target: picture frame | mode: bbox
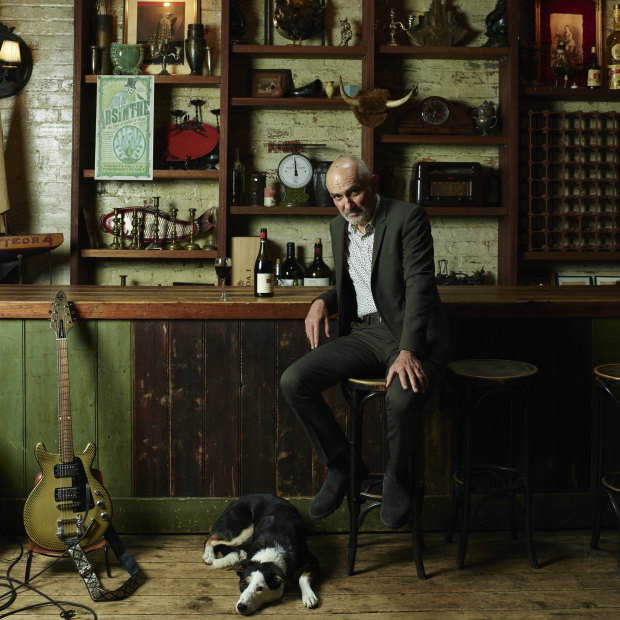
[595,275,620,285]
[555,274,593,285]
[249,69,293,97]
[124,0,200,74]
[535,0,603,86]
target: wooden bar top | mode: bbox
[2,285,620,320]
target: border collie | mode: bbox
[202,493,320,615]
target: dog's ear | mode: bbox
[268,564,286,589]
[231,559,249,576]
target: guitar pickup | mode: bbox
[55,487,78,501]
[54,462,78,478]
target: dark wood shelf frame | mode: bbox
[82,249,217,259]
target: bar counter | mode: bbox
[2,284,620,319]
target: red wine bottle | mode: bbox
[254,228,274,297]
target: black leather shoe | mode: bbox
[309,467,349,520]
[309,461,370,520]
[380,470,412,529]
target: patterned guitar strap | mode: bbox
[67,525,144,602]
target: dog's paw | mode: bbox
[239,549,247,561]
[202,545,215,565]
[302,591,319,609]
[212,551,241,569]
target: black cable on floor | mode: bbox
[0,535,97,619]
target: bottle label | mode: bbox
[610,63,620,89]
[612,43,620,61]
[587,68,601,87]
[264,186,276,207]
[256,273,274,294]
[304,277,331,286]
[280,278,303,286]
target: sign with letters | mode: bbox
[95,75,155,180]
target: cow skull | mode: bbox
[339,76,417,128]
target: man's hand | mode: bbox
[305,299,330,349]
[386,350,428,393]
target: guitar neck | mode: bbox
[57,336,74,464]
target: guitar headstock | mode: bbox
[49,290,75,339]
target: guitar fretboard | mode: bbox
[56,336,74,464]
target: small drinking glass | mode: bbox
[214,257,232,301]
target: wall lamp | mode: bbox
[0,22,32,98]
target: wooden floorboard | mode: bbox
[2,530,620,618]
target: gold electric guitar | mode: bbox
[23,290,113,551]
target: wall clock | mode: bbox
[278,151,313,206]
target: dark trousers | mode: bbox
[280,322,439,476]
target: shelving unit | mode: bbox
[70,0,529,284]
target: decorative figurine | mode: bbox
[551,40,573,87]
[339,17,352,47]
[483,0,508,47]
[470,100,498,136]
[185,208,201,250]
[274,0,326,45]
[405,0,469,46]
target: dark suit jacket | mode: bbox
[318,196,451,365]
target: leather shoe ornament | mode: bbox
[380,470,412,529]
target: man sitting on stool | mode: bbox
[280,156,450,528]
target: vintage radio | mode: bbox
[414,162,484,206]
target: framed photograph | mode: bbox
[124,0,200,74]
[555,274,593,285]
[595,275,620,285]
[535,0,603,86]
[249,69,293,97]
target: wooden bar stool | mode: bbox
[445,359,539,569]
[591,363,620,576]
[343,377,426,579]
[24,539,111,582]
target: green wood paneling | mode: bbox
[0,320,25,496]
[97,320,133,497]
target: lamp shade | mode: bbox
[0,40,21,63]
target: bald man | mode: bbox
[281,156,450,528]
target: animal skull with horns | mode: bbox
[339,76,417,128]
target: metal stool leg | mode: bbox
[457,401,473,569]
[346,385,363,576]
[411,445,427,580]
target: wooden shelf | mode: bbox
[82,169,219,179]
[231,97,349,108]
[230,206,335,216]
[522,251,620,261]
[521,86,620,101]
[231,44,365,58]
[82,249,217,259]
[425,206,506,216]
[377,45,509,59]
[377,134,508,145]
[84,74,221,85]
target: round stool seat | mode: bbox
[347,377,386,392]
[594,364,620,383]
[448,359,538,382]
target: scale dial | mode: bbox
[421,96,450,126]
[278,153,313,189]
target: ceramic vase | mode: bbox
[185,24,206,76]
[94,14,113,75]
[110,43,144,75]
[325,80,334,98]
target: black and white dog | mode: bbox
[202,493,320,615]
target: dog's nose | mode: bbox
[236,603,248,614]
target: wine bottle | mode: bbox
[231,147,245,205]
[607,4,620,90]
[304,238,332,286]
[586,46,601,88]
[274,257,281,286]
[280,242,304,286]
[254,228,274,297]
